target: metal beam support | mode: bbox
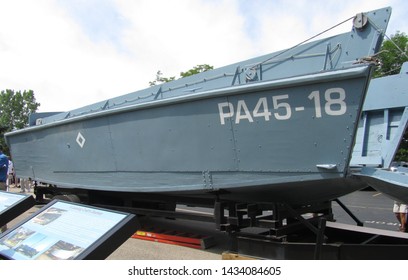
[334,198,364,226]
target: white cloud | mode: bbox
[0,0,406,112]
[117,0,253,73]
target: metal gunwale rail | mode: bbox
[5,64,372,138]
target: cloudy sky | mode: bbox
[0,0,407,112]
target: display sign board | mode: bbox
[0,199,139,260]
[0,190,36,226]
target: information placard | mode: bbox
[0,199,138,260]
[0,190,35,226]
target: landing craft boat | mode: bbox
[5,7,392,208]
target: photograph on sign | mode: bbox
[0,200,137,260]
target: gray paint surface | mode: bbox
[351,63,408,167]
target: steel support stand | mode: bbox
[314,218,327,260]
[334,198,363,226]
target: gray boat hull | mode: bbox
[7,67,372,204]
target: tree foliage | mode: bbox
[148,70,176,86]
[180,64,214,78]
[374,31,408,78]
[0,89,40,154]
[394,129,408,163]
[149,64,214,86]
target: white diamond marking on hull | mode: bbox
[76,132,86,148]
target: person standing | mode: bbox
[20,178,32,193]
[0,150,8,190]
[393,201,408,232]
[6,157,14,190]
[0,149,9,232]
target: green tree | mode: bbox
[374,31,408,78]
[148,70,176,86]
[149,64,214,86]
[180,64,214,78]
[0,89,40,154]
[394,129,408,163]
